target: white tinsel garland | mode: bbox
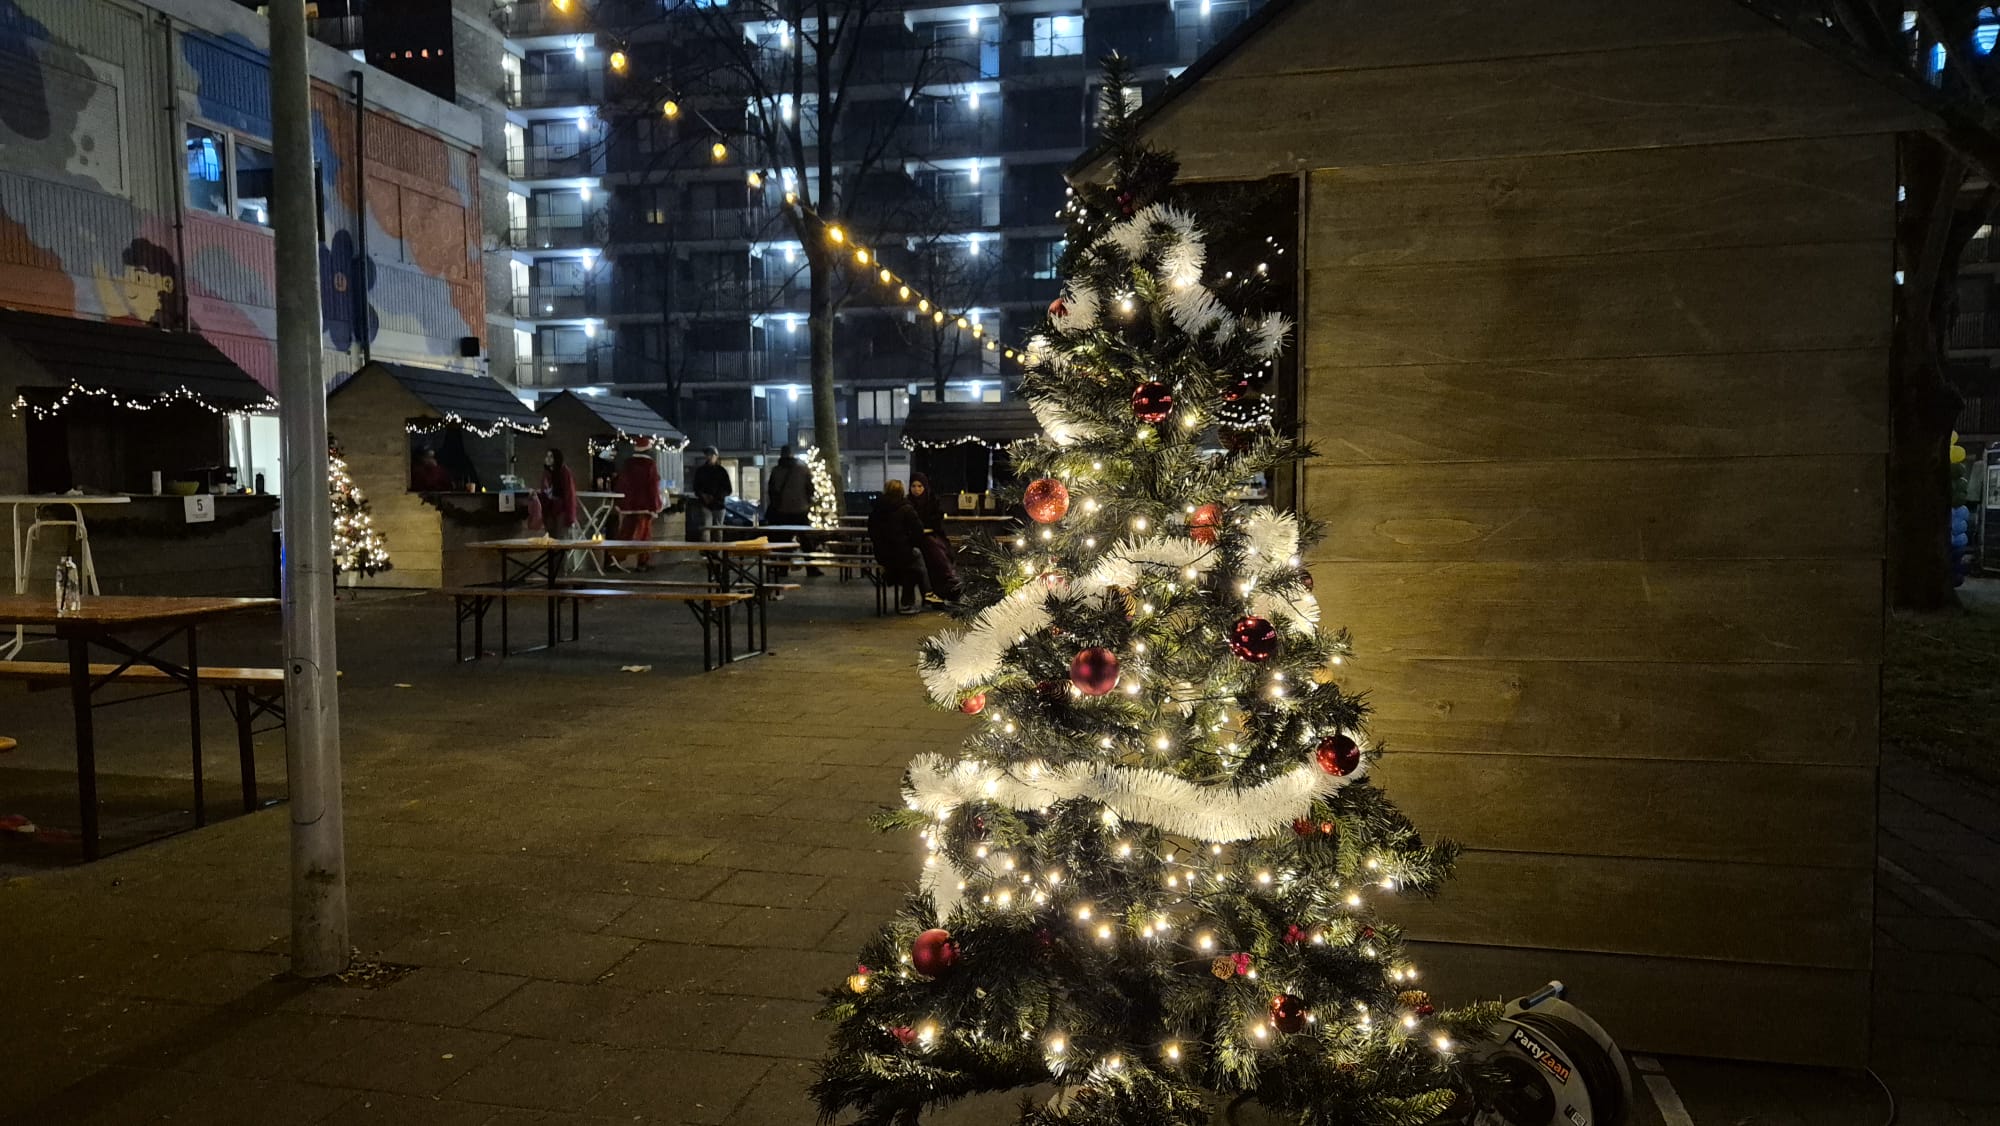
[1250,589,1320,634]
[1242,508,1301,566]
[1162,284,1231,338]
[1050,286,1101,334]
[923,535,1222,702]
[1031,397,1096,447]
[904,753,1368,842]
[1249,312,1294,358]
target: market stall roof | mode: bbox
[349,361,545,434]
[901,401,1042,450]
[541,390,686,444]
[0,307,275,411]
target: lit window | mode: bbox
[1031,14,1082,57]
[184,126,228,216]
[233,143,275,227]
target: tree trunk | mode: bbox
[1889,133,1976,612]
[808,242,844,514]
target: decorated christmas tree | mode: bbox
[813,62,1485,1126]
[807,445,842,530]
[329,435,390,576]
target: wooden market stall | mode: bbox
[327,361,546,589]
[536,389,687,495]
[0,308,278,598]
[900,401,1040,506]
[1071,0,1923,1066]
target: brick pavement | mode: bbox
[0,583,1994,1124]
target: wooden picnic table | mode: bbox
[0,594,275,859]
[466,538,798,664]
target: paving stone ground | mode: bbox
[0,576,1992,1125]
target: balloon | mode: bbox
[1951,445,1967,465]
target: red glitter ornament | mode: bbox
[1024,478,1070,524]
[1269,993,1310,1034]
[891,1025,918,1045]
[1188,503,1222,545]
[959,693,986,715]
[1131,381,1174,424]
[1068,647,1120,696]
[1314,733,1361,776]
[1227,616,1279,662]
[1232,952,1253,976]
[1048,296,1068,319]
[911,928,959,977]
[1292,817,1313,837]
[1223,377,1253,402]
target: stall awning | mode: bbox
[544,390,686,445]
[0,307,275,415]
[357,361,545,436]
[901,401,1042,450]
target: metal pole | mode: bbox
[270,0,349,977]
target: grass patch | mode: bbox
[1883,585,2000,787]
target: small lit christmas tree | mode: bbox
[812,62,1484,1126]
[807,445,841,529]
[329,435,390,576]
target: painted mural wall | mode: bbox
[0,0,483,392]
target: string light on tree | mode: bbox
[812,58,1471,1126]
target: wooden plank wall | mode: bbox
[329,373,447,590]
[1125,0,1922,1064]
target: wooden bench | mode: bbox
[0,661,286,816]
[435,586,752,670]
[769,553,900,614]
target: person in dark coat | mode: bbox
[908,472,959,602]
[690,446,732,541]
[868,479,928,614]
[537,447,578,539]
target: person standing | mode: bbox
[762,445,813,527]
[538,447,578,539]
[614,437,663,570]
[691,446,732,542]
[869,479,929,614]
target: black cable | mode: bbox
[1865,1065,1898,1126]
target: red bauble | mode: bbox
[1223,377,1253,402]
[1314,733,1361,776]
[1189,503,1222,545]
[1048,296,1068,319]
[1227,616,1279,662]
[1024,478,1070,524]
[891,1025,918,1045]
[1131,382,1174,424]
[1291,817,1313,837]
[911,928,959,977]
[1036,678,1065,699]
[959,693,986,715]
[1069,647,1121,696]
[1269,993,1310,1034]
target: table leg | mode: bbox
[187,626,206,827]
[68,635,99,862]
[236,686,257,812]
[544,549,558,648]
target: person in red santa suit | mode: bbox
[613,437,663,571]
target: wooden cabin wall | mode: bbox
[1124,0,1923,1064]
[329,373,445,590]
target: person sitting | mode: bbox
[410,447,452,492]
[908,472,959,603]
[868,479,928,614]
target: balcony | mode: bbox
[493,0,587,38]
[514,359,601,388]
[514,287,592,319]
[508,144,602,180]
[506,214,608,250]
[308,14,364,50]
[1951,311,2000,351]
[508,72,597,110]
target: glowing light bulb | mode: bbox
[711,141,728,160]
[1097,923,1113,940]
[608,50,628,71]
[1048,1034,1066,1055]
[855,248,870,265]
[662,99,681,118]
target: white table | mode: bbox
[2,494,131,658]
[570,491,623,575]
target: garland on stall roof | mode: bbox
[901,434,1016,451]
[903,751,1370,844]
[12,382,277,420]
[406,413,549,439]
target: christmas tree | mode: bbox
[813,62,1484,1126]
[329,435,390,576]
[807,445,842,529]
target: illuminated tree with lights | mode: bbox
[807,445,841,530]
[813,62,1484,1126]
[329,436,390,577]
